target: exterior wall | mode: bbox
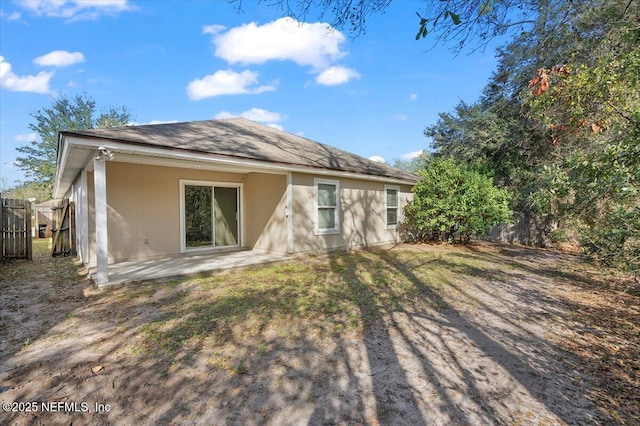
[59,171,92,265]
[71,175,83,259]
[244,173,288,253]
[290,172,413,252]
[87,171,96,265]
[78,160,412,265]
[88,162,287,263]
[104,161,245,262]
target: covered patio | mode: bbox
[87,248,291,286]
[54,118,417,286]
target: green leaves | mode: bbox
[415,12,428,40]
[444,11,461,25]
[415,9,461,41]
[14,93,133,199]
[519,1,640,272]
[404,158,512,243]
[424,0,639,273]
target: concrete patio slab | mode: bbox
[87,248,291,286]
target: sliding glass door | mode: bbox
[182,181,240,251]
[184,185,213,248]
[213,186,238,246]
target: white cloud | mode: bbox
[14,133,38,142]
[409,93,418,101]
[210,17,346,70]
[202,18,360,90]
[147,120,179,125]
[186,69,275,100]
[34,50,85,67]
[127,119,180,126]
[0,10,21,20]
[213,111,236,120]
[316,66,360,86]
[0,56,53,94]
[19,0,133,20]
[214,108,286,130]
[267,123,284,131]
[240,108,284,123]
[400,150,424,160]
[368,156,386,163]
[393,114,408,121]
[202,24,225,35]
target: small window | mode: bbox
[315,178,340,234]
[385,186,399,228]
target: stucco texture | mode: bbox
[80,162,412,264]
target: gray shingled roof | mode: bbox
[62,118,418,183]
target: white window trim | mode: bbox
[179,179,243,253]
[385,185,400,229]
[314,178,341,235]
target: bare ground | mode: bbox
[0,240,638,425]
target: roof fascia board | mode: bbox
[53,133,72,198]
[62,135,417,186]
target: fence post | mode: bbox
[0,196,4,261]
[26,201,32,260]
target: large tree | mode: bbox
[15,93,133,199]
[243,0,639,270]
[236,0,581,53]
[426,0,639,270]
[522,0,640,271]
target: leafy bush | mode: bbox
[581,207,640,274]
[549,228,568,244]
[403,158,512,243]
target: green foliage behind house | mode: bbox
[403,158,512,243]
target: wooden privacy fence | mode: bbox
[0,197,32,261]
[51,199,75,257]
[482,214,554,247]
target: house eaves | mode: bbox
[54,118,419,198]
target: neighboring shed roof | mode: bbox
[61,118,418,183]
[34,200,57,208]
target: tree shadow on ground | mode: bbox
[2,260,375,424]
[326,247,603,424]
[457,244,640,424]
[1,242,635,424]
[383,244,639,424]
[0,240,96,366]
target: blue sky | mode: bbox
[0,0,501,187]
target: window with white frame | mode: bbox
[385,186,399,228]
[315,178,340,234]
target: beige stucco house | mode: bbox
[53,118,418,285]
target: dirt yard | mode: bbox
[1,240,638,425]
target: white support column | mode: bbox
[94,156,108,285]
[80,169,89,264]
[286,172,294,254]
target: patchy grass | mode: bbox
[127,247,496,361]
[99,245,639,423]
[0,239,90,360]
[1,241,638,425]
[133,250,429,357]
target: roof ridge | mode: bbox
[60,118,418,182]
